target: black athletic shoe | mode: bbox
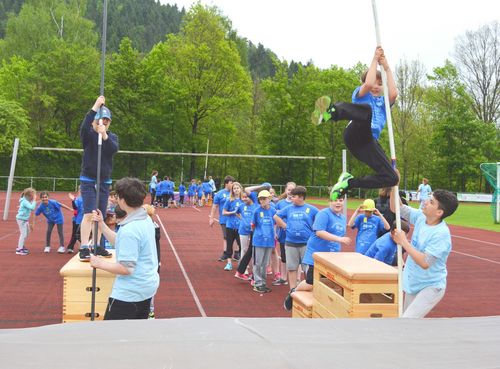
[79,247,91,262]
[218,253,229,262]
[232,251,240,261]
[96,247,112,258]
[283,288,296,311]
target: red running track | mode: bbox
[0,192,499,328]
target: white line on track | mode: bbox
[0,230,19,241]
[452,234,500,247]
[156,214,207,317]
[451,250,500,265]
[192,206,201,213]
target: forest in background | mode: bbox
[0,0,498,194]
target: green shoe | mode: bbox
[330,172,353,200]
[311,96,336,125]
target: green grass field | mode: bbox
[308,199,500,232]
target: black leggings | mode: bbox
[67,221,81,250]
[237,235,254,274]
[225,228,241,258]
[335,102,398,189]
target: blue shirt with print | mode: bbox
[251,206,276,247]
[223,198,243,230]
[35,199,64,224]
[303,208,346,266]
[275,199,292,243]
[403,206,451,294]
[352,86,387,140]
[352,214,386,254]
[237,202,258,236]
[365,232,397,265]
[278,204,319,244]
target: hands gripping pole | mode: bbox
[91,0,108,321]
[371,0,403,317]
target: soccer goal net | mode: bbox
[480,163,500,224]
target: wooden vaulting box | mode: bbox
[59,253,116,322]
[312,252,399,318]
[291,290,314,318]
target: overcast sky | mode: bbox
[162,0,500,72]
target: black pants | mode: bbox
[335,102,398,189]
[237,234,254,274]
[150,189,156,205]
[225,228,241,258]
[66,221,81,250]
[104,297,152,320]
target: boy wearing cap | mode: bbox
[251,190,277,293]
[79,95,119,261]
[348,198,390,255]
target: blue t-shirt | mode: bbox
[365,232,397,265]
[278,203,319,244]
[188,183,197,196]
[213,189,230,225]
[275,199,292,243]
[156,181,166,196]
[223,198,243,230]
[111,215,159,302]
[303,208,346,266]
[352,214,386,254]
[202,181,212,194]
[178,184,186,196]
[418,183,432,201]
[74,196,84,224]
[197,184,203,197]
[352,86,387,140]
[35,199,64,224]
[251,206,276,247]
[236,202,257,236]
[403,206,452,294]
[149,175,157,191]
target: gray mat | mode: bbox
[1,316,499,369]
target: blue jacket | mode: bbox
[80,110,119,181]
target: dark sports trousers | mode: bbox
[66,221,81,250]
[46,223,64,247]
[237,233,254,274]
[225,228,241,258]
[104,297,152,320]
[150,189,156,205]
[335,102,398,189]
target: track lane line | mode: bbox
[452,234,500,247]
[451,250,500,265]
[156,214,207,317]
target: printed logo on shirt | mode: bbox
[306,208,310,214]
[260,212,264,217]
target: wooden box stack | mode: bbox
[312,252,399,318]
[59,253,116,322]
[291,290,314,318]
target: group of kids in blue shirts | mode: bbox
[14,45,460,319]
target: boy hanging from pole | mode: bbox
[312,46,398,199]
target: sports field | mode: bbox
[0,192,499,328]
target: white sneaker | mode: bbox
[57,246,66,254]
[44,246,51,253]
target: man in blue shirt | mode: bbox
[209,175,235,261]
[391,188,458,318]
[314,47,398,200]
[274,186,319,292]
[90,177,159,320]
[417,178,432,209]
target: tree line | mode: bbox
[0,0,498,194]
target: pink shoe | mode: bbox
[234,272,249,281]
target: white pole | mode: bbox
[496,162,500,223]
[342,149,347,219]
[372,0,403,317]
[181,153,184,183]
[203,139,210,180]
[3,138,20,221]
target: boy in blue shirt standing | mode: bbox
[348,198,390,255]
[365,220,410,266]
[274,186,319,292]
[284,197,351,310]
[35,191,73,253]
[90,177,159,320]
[79,96,119,261]
[391,188,458,318]
[251,190,276,293]
[209,175,235,261]
[314,47,398,200]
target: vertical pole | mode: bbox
[203,139,210,180]
[342,149,347,219]
[496,162,500,224]
[181,153,184,183]
[372,0,403,317]
[3,138,19,221]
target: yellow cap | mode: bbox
[258,190,271,198]
[361,199,376,211]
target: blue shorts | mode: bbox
[80,181,110,215]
